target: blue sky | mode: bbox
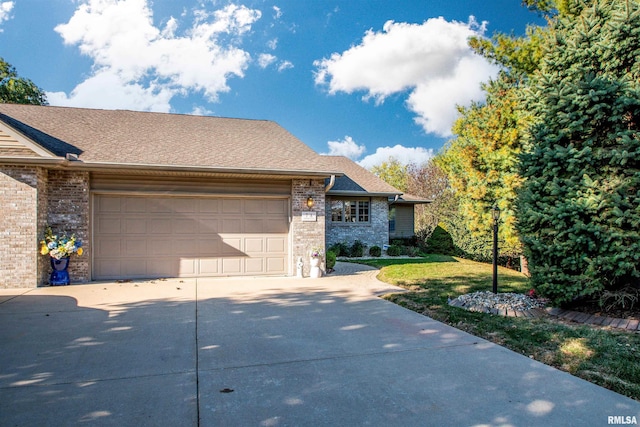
[0,0,543,168]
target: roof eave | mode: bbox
[393,199,433,205]
[0,157,342,178]
[327,190,401,197]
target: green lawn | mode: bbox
[350,255,640,401]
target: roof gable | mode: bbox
[322,156,402,196]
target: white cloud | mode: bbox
[0,1,14,30]
[50,0,261,111]
[47,69,173,111]
[257,54,292,72]
[314,16,499,137]
[190,106,214,116]
[357,145,434,169]
[277,60,293,72]
[267,38,278,50]
[323,136,366,160]
[272,6,282,20]
[258,53,277,68]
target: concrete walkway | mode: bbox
[1,262,638,426]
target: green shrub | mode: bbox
[350,240,365,257]
[329,242,349,257]
[325,250,337,270]
[369,245,382,257]
[386,245,402,256]
[425,225,457,255]
[406,246,420,257]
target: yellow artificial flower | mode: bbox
[77,247,83,256]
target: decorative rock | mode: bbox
[448,291,548,315]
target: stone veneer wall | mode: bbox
[46,170,90,285]
[291,179,325,276]
[0,166,46,288]
[325,196,389,251]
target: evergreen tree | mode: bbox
[518,0,640,304]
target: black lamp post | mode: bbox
[492,204,501,294]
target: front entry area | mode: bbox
[92,194,289,280]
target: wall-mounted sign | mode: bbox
[301,211,317,222]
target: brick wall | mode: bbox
[291,179,325,276]
[0,166,44,288]
[0,167,90,288]
[325,196,389,251]
[46,170,90,284]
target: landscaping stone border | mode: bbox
[449,298,640,332]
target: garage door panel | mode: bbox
[198,199,220,213]
[95,238,122,257]
[173,198,197,213]
[244,219,265,233]
[244,199,264,214]
[97,196,122,213]
[266,237,286,253]
[222,218,242,233]
[222,199,241,214]
[97,218,122,234]
[199,258,219,275]
[124,197,147,213]
[149,218,171,233]
[148,240,172,255]
[245,258,264,273]
[266,199,287,214]
[94,259,120,279]
[267,257,285,273]
[124,239,147,256]
[174,218,198,234]
[178,258,198,275]
[94,195,288,279]
[149,199,173,213]
[197,238,221,255]
[122,259,146,276]
[124,218,146,234]
[221,259,242,274]
[264,218,288,233]
[221,237,242,254]
[199,218,220,233]
[147,259,174,276]
[177,239,205,256]
[244,238,263,253]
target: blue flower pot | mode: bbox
[50,257,70,286]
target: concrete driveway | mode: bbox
[1,262,638,426]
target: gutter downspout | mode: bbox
[324,174,336,192]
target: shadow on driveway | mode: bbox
[1,278,638,426]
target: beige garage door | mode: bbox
[93,195,289,280]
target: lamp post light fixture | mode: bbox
[492,204,501,294]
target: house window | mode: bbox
[331,198,370,223]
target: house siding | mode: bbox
[325,196,389,250]
[291,179,325,276]
[390,205,415,239]
[0,166,46,288]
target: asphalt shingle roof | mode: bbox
[321,156,402,195]
[0,104,338,174]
